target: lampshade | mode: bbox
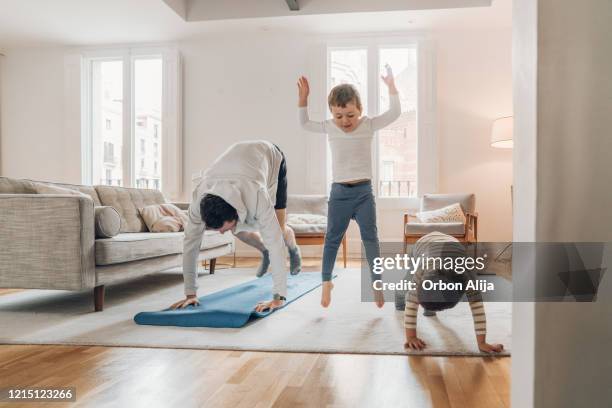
[491,116,513,148]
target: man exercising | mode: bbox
[170,140,302,312]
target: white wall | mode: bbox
[0,48,81,182]
[513,0,612,406]
[434,29,513,241]
[510,0,538,406]
[0,28,513,253]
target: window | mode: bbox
[90,60,124,186]
[378,47,418,197]
[82,48,180,195]
[326,39,434,200]
[103,141,114,163]
[382,160,394,179]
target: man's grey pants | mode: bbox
[322,181,380,282]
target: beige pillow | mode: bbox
[416,202,466,224]
[139,203,189,232]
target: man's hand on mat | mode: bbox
[404,336,427,351]
[254,299,285,313]
[170,295,200,310]
[478,341,504,354]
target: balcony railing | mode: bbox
[379,180,412,197]
[100,178,122,186]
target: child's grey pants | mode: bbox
[322,181,380,282]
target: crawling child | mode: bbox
[404,231,504,354]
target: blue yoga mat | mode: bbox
[134,272,325,328]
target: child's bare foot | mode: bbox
[373,288,384,308]
[321,281,334,307]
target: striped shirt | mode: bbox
[404,232,486,336]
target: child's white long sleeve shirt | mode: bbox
[298,93,401,183]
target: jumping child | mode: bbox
[297,65,401,308]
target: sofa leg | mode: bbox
[94,285,105,312]
[209,258,216,274]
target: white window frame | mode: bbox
[79,46,182,200]
[324,35,437,209]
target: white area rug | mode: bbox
[0,268,511,356]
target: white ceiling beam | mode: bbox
[285,0,299,11]
[181,0,492,21]
[162,0,188,21]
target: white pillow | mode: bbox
[416,203,466,223]
[287,214,327,225]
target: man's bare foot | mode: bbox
[373,289,384,308]
[321,281,334,308]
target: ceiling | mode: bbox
[0,0,511,50]
[169,0,493,21]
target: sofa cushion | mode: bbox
[405,222,466,236]
[45,182,102,206]
[94,206,121,238]
[95,186,166,233]
[0,177,37,194]
[95,230,234,265]
[287,213,327,235]
[287,195,328,216]
[139,203,189,232]
[32,182,89,198]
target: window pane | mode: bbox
[92,60,123,186]
[378,47,418,197]
[329,49,368,113]
[134,58,162,191]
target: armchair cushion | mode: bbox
[405,222,465,236]
[287,195,328,216]
[416,202,466,224]
[287,213,327,235]
[421,193,475,215]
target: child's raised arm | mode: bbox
[297,76,327,134]
[371,65,401,131]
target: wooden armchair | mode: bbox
[403,193,478,253]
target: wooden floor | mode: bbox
[0,257,511,408]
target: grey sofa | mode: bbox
[0,177,234,311]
